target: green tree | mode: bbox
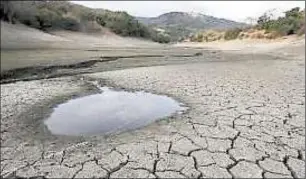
[257,13,271,26]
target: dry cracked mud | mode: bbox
[1,47,305,178]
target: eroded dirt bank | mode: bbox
[1,40,305,178]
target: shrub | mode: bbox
[196,34,203,42]
[55,17,80,31]
[238,33,244,39]
[151,31,171,43]
[224,28,242,40]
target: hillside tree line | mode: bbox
[0,1,170,43]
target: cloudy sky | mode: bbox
[71,1,305,23]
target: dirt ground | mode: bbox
[0,21,160,50]
[0,24,305,178]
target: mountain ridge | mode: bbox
[136,11,248,41]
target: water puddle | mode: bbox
[44,86,186,136]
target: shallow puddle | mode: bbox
[44,86,186,136]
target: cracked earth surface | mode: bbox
[1,50,305,178]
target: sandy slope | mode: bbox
[175,35,305,60]
[0,21,159,50]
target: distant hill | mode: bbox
[136,12,248,41]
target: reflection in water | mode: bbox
[44,87,186,136]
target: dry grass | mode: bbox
[190,27,287,43]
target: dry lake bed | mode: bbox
[1,43,305,178]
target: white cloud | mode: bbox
[71,1,305,22]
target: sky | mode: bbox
[71,1,305,23]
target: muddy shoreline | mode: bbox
[0,50,294,84]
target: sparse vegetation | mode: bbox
[257,7,305,36]
[189,30,224,42]
[188,7,305,43]
[95,10,151,38]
